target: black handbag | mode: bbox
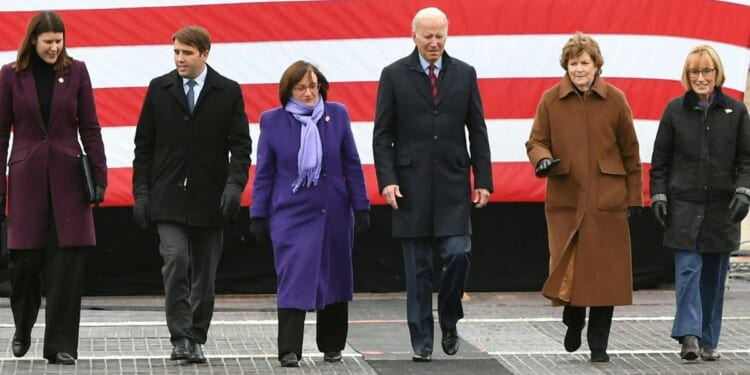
[79,154,96,203]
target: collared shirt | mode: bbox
[418,54,442,78]
[183,66,208,108]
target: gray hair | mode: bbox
[411,7,449,34]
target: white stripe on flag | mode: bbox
[0,35,745,91]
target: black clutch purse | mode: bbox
[79,154,96,203]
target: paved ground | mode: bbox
[0,256,750,374]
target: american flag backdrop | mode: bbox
[0,0,748,207]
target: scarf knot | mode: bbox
[285,98,324,193]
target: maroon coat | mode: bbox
[0,59,107,248]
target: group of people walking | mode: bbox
[0,5,746,370]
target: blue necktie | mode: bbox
[186,79,196,113]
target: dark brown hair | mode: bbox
[278,60,329,106]
[172,25,211,53]
[15,11,71,72]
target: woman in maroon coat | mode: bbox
[0,11,107,365]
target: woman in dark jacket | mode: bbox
[0,11,107,364]
[650,44,750,362]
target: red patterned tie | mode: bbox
[428,64,438,105]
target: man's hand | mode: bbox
[729,193,750,223]
[381,185,402,210]
[473,188,490,208]
[220,183,243,221]
[133,195,150,230]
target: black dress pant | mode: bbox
[277,301,348,360]
[9,241,88,359]
[563,305,614,352]
[156,223,224,345]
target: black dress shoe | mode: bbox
[564,326,582,352]
[12,333,30,358]
[590,350,610,362]
[441,327,460,355]
[280,352,300,367]
[323,351,342,362]
[412,351,432,362]
[48,352,75,365]
[188,341,206,364]
[170,338,191,360]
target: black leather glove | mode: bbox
[133,195,150,230]
[535,158,561,175]
[627,206,642,218]
[354,210,370,234]
[249,218,270,245]
[652,200,668,227]
[0,193,5,222]
[729,193,750,223]
[94,185,106,206]
[220,183,243,221]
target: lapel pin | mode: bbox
[725,108,733,114]
[325,116,330,122]
[58,77,64,83]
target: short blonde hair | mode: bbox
[680,44,725,90]
[559,32,604,75]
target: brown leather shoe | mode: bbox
[680,335,700,361]
[700,348,721,361]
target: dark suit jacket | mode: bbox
[373,48,493,237]
[0,59,107,248]
[133,65,252,227]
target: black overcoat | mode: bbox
[373,48,492,237]
[650,88,750,253]
[133,65,252,227]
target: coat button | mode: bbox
[321,209,326,214]
[184,115,190,120]
[42,138,48,143]
[433,136,438,140]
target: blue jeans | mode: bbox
[671,250,730,349]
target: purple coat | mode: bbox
[250,102,369,310]
[0,60,107,249]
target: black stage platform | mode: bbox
[82,203,674,296]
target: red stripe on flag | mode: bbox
[94,78,743,127]
[104,163,654,207]
[0,0,746,50]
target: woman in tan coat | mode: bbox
[526,32,643,362]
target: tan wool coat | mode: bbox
[526,75,643,307]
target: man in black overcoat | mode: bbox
[372,6,493,362]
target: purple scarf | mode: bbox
[285,97,324,193]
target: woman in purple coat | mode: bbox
[249,60,370,368]
[0,11,107,365]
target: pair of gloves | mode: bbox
[132,183,243,229]
[652,193,750,226]
[536,158,642,218]
[249,210,370,245]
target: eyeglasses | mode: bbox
[687,68,715,78]
[293,83,320,93]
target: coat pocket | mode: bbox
[597,159,627,210]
